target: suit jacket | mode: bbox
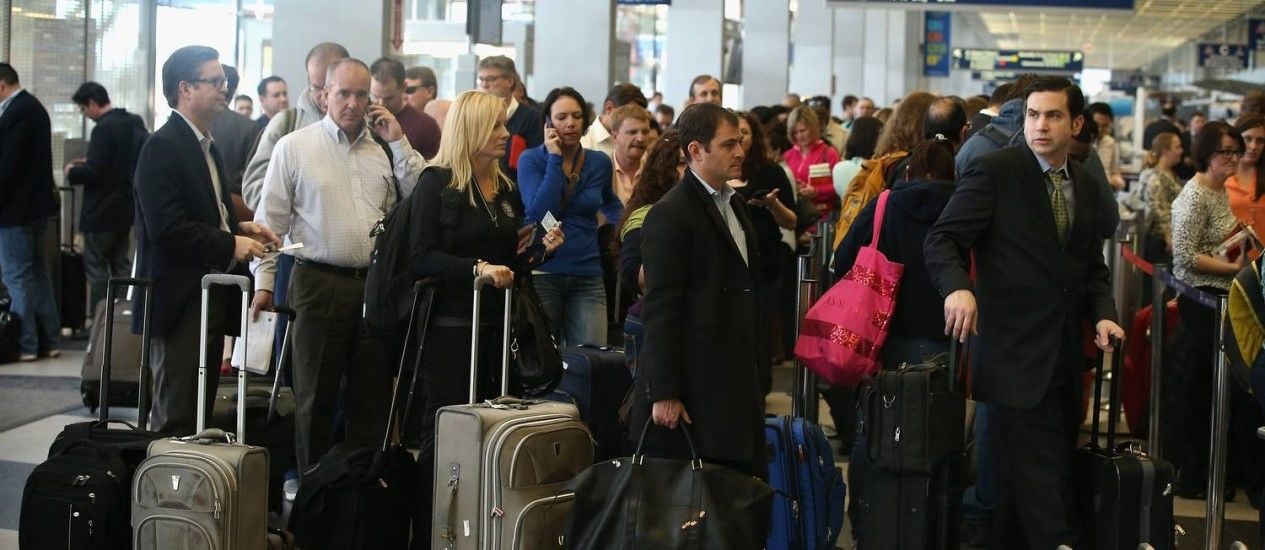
[133,115,248,335]
[67,108,148,232]
[924,144,1116,409]
[630,171,766,463]
[209,110,262,195]
[0,90,58,227]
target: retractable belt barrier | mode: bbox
[1116,240,1232,550]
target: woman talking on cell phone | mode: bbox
[517,87,624,346]
[405,89,564,547]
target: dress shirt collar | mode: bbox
[589,119,612,145]
[691,168,735,202]
[0,88,23,117]
[320,114,371,146]
[1033,150,1070,179]
[172,110,212,148]
[507,97,520,119]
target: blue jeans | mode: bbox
[532,273,607,347]
[0,219,61,355]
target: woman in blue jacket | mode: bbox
[518,87,623,346]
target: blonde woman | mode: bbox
[406,90,563,547]
[1140,132,1184,257]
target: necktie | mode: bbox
[1047,169,1069,244]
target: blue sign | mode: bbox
[924,12,951,77]
[953,49,1083,72]
[828,0,1132,10]
[1250,19,1265,51]
[1198,43,1249,71]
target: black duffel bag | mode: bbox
[563,420,774,549]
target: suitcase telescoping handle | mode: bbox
[381,280,436,452]
[1090,336,1125,451]
[266,306,296,424]
[197,274,252,441]
[100,277,154,429]
[469,274,512,405]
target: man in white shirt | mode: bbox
[580,83,648,158]
[251,58,427,468]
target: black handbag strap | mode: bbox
[632,418,703,469]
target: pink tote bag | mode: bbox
[794,190,903,387]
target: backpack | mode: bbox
[976,122,1019,149]
[832,150,909,249]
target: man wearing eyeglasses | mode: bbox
[477,55,542,182]
[241,42,349,211]
[133,45,281,435]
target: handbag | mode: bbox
[794,190,903,387]
[563,420,775,549]
[509,275,565,397]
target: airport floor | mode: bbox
[0,344,1259,549]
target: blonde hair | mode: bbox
[786,106,821,143]
[431,90,513,204]
[1145,132,1180,169]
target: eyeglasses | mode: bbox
[477,74,506,85]
[404,85,419,95]
[188,77,227,90]
[1214,148,1243,159]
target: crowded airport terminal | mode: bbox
[8,0,1265,548]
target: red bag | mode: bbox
[794,190,903,387]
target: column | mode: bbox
[833,7,866,108]
[788,0,834,98]
[741,0,790,108]
[272,0,389,92]
[532,0,615,107]
[664,0,724,109]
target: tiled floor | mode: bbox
[0,352,1259,548]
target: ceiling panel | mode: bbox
[965,0,1265,70]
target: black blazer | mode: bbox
[924,144,1116,409]
[132,114,247,335]
[67,108,148,232]
[0,90,58,227]
[630,171,766,463]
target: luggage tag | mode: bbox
[541,211,560,232]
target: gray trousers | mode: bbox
[148,296,225,436]
[289,264,392,470]
[82,229,132,310]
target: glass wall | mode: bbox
[616,4,667,95]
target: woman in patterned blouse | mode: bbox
[1141,133,1184,257]
[1167,120,1246,498]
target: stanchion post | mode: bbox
[793,254,812,419]
[1206,294,1231,550]
[1148,264,1169,460]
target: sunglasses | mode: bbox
[404,85,418,95]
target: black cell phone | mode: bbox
[545,118,554,129]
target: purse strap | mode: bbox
[632,418,703,470]
[870,189,892,252]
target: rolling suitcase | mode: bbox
[852,343,966,550]
[548,344,631,460]
[59,185,87,331]
[80,295,145,412]
[211,307,297,513]
[23,278,160,550]
[131,274,269,549]
[287,282,433,550]
[1074,337,1176,550]
[432,274,594,550]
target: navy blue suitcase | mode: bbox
[548,345,631,461]
[765,415,846,550]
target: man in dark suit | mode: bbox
[210,65,263,221]
[631,103,768,482]
[67,82,148,310]
[0,63,61,362]
[133,45,278,435]
[924,76,1125,547]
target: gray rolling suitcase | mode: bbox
[432,275,594,550]
[131,274,269,549]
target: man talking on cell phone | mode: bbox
[250,57,427,469]
[924,76,1124,547]
[630,103,769,507]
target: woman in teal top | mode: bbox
[518,87,624,346]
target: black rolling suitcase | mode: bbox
[58,186,87,331]
[80,295,144,412]
[1074,337,1175,550]
[22,278,162,550]
[211,307,298,513]
[852,343,966,550]
[548,344,632,461]
[288,282,432,550]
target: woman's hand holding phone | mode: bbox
[543,119,562,156]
